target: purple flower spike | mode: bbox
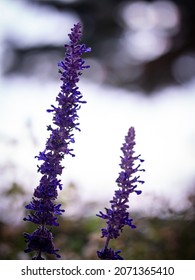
[24,23,91,259]
[97,127,145,260]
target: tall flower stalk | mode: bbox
[23,23,91,259]
[97,127,145,259]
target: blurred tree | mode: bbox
[2,0,195,93]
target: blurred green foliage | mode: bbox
[0,182,194,260]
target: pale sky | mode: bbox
[1,76,195,214]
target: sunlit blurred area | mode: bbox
[0,0,195,259]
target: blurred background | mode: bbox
[0,0,195,259]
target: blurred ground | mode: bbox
[0,182,194,260]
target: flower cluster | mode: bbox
[23,23,91,259]
[97,127,145,259]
